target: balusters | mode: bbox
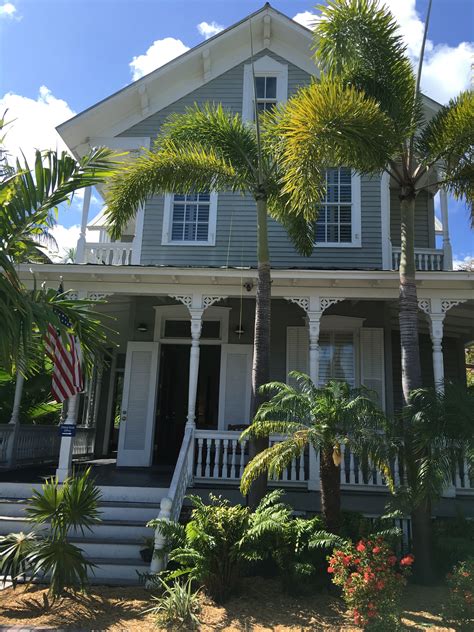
[230,439,237,478]
[204,439,211,478]
[239,439,246,477]
[222,439,229,479]
[463,457,471,489]
[298,453,305,481]
[196,438,203,477]
[290,457,297,481]
[340,445,346,484]
[349,450,356,484]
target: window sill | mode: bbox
[161,240,216,247]
[314,242,362,248]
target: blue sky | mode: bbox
[1,0,473,263]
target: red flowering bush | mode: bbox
[327,538,413,629]
[445,558,474,626]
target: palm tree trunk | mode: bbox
[320,446,341,533]
[248,195,271,509]
[399,190,434,583]
[399,193,422,402]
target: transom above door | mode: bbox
[153,304,230,343]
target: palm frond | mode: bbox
[105,142,239,239]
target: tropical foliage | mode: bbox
[0,368,61,424]
[0,469,101,602]
[445,558,474,626]
[328,537,414,629]
[0,120,117,375]
[144,577,202,630]
[104,103,324,506]
[275,0,473,582]
[240,375,389,533]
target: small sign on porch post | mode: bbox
[59,424,77,438]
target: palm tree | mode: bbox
[277,0,473,402]
[240,374,390,533]
[275,0,473,580]
[104,104,330,506]
[0,145,116,375]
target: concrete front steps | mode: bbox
[0,483,168,585]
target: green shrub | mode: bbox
[0,468,101,602]
[328,537,413,630]
[445,558,474,627]
[144,577,201,630]
[433,516,474,574]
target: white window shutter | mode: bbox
[360,328,385,410]
[286,327,309,385]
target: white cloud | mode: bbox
[0,85,75,165]
[0,3,17,18]
[197,21,224,40]
[453,255,474,270]
[292,11,316,30]
[293,1,473,103]
[46,224,80,262]
[129,37,189,81]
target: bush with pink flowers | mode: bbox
[327,537,413,629]
[445,558,474,626]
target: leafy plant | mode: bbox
[241,376,390,533]
[328,537,414,629]
[0,531,37,588]
[0,469,101,602]
[445,558,474,627]
[144,577,202,630]
[433,515,474,574]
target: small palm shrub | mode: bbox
[327,537,414,629]
[144,578,201,630]
[0,468,101,601]
[445,558,474,627]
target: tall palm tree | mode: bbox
[0,145,116,375]
[240,374,390,533]
[275,0,473,580]
[105,104,337,506]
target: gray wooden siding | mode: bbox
[390,189,435,249]
[120,51,383,269]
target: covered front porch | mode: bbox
[5,264,474,508]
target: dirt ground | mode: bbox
[0,577,457,630]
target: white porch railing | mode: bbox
[392,247,444,271]
[0,425,95,467]
[83,242,134,265]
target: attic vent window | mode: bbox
[255,76,277,114]
[242,55,288,122]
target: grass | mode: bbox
[0,577,457,630]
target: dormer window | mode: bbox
[162,191,218,246]
[242,55,288,122]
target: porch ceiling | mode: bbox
[19,263,474,300]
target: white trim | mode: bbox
[161,192,218,246]
[218,344,253,430]
[242,55,288,122]
[314,170,362,248]
[131,203,145,265]
[153,305,230,344]
[380,172,391,269]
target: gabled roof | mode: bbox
[57,3,316,158]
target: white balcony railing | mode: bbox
[392,247,444,271]
[83,242,134,265]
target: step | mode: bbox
[0,515,152,541]
[71,537,146,560]
[88,557,149,584]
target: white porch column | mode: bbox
[307,310,322,385]
[440,189,453,271]
[187,307,204,428]
[429,313,446,393]
[6,370,25,467]
[76,186,92,264]
[56,394,78,482]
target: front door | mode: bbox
[117,342,160,467]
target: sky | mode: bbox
[0,0,473,265]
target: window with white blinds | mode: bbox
[318,332,355,386]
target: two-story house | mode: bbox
[2,4,473,584]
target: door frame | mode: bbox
[218,344,253,430]
[117,341,160,467]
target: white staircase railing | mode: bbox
[150,425,195,573]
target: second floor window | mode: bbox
[315,168,361,247]
[162,191,218,246]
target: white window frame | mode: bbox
[315,170,362,248]
[242,55,288,122]
[161,191,218,246]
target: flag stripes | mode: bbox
[45,321,83,404]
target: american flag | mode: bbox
[45,289,84,403]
